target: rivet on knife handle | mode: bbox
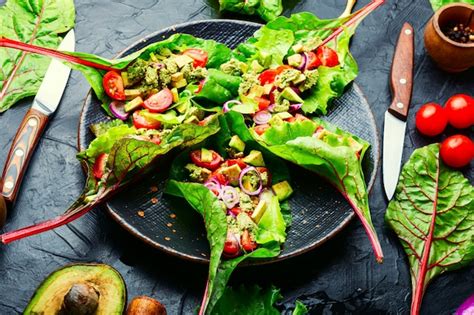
[389,22,414,121]
[1,107,49,206]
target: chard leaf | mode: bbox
[385,144,474,315]
[0,0,75,112]
[218,0,283,22]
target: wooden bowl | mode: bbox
[424,3,474,73]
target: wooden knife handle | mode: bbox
[1,108,49,206]
[389,22,414,121]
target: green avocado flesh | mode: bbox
[24,264,126,315]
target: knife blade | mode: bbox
[1,30,75,207]
[383,22,414,200]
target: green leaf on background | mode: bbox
[0,0,75,112]
[385,144,474,314]
[218,0,283,22]
[430,0,471,11]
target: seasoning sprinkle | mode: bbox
[166,223,173,227]
[137,210,145,218]
[164,237,171,241]
[170,213,177,219]
[151,197,159,204]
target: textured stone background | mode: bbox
[0,0,473,314]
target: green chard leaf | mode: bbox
[385,144,474,315]
[223,111,384,263]
[218,0,283,22]
[0,0,75,112]
[429,0,472,11]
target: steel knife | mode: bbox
[383,23,414,200]
[1,30,75,208]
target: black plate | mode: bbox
[78,20,380,265]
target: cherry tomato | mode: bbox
[444,94,474,129]
[93,153,109,179]
[229,207,241,216]
[305,51,322,70]
[254,124,270,136]
[257,97,271,111]
[227,159,247,169]
[415,103,448,136]
[190,149,223,170]
[440,135,474,168]
[316,46,340,67]
[103,71,126,100]
[143,88,173,113]
[210,172,228,185]
[132,111,161,129]
[241,229,257,252]
[183,49,208,68]
[258,69,278,85]
[223,232,241,257]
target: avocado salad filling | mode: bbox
[184,139,293,258]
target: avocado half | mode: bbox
[24,263,126,315]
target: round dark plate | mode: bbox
[78,20,380,265]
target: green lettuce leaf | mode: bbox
[0,0,75,112]
[218,0,283,22]
[385,144,474,315]
[430,0,471,11]
[223,111,384,263]
[196,69,242,105]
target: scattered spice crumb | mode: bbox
[137,210,145,218]
[150,186,158,192]
[172,229,176,233]
[170,213,177,219]
[316,224,321,228]
[302,220,308,224]
[180,237,183,239]
[166,223,173,227]
[164,237,171,241]
[151,197,158,204]
[200,253,206,257]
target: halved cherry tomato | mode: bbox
[257,97,271,111]
[132,111,161,129]
[440,135,474,168]
[256,167,271,186]
[93,153,109,179]
[227,159,247,169]
[143,88,173,113]
[258,69,278,85]
[305,51,322,70]
[223,232,241,257]
[183,49,208,68]
[254,124,270,135]
[190,149,223,170]
[103,71,126,100]
[241,229,257,252]
[415,103,448,137]
[229,207,241,216]
[444,94,474,129]
[210,172,228,185]
[316,46,340,67]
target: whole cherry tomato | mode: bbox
[415,103,448,136]
[444,94,474,129]
[440,135,474,168]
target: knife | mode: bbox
[383,23,414,200]
[1,30,75,209]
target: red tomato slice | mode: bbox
[229,207,241,216]
[316,46,340,67]
[183,49,208,68]
[93,153,109,179]
[103,71,126,100]
[209,172,228,186]
[305,51,322,70]
[258,69,278,85]
[227,159,247,169]
[257,97,271,111]
[132,111,161,129]
[223,232,241,257]
[241,229,257,252]
[190,149,223,170]
[254,124,270,136]
[143,88,173,113]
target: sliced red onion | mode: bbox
[223,100,242,113]
[220,186,239,209]
[289,103,302,112]
[253,110,272,125]
[268,104,276,112]
[239,167,263,196]
[109,101,129,120]
[297,53,307,71]
[204,179,221,196]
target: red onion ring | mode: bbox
[204,179,222,196]
[239,167,263,196]
[223,100,242,113]
[253,110,272,125]
[268,104,276,112]
[297,53,307,71]
[289,103,302,112]
[109,101,129,120]
[220,186,240,209]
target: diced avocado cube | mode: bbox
[243,150,265,167]
[292,43,304,53]
[158,48,172,57]
[124,96,143,112]
[269,114,284,126]
[218,164,241,186]
[201,148,213,163]
[229,135,245,152]
[171,88,179,103]
[293,73,306,85]
[124,89,141,99]
[172,78,187,89]
[171,72,183,82]
[251,60,264,73]
[251,199,267,223]
[263,84,273,95]
[185,163,211,183]
[288,54,303,67]
[174,55,194,68]
[184,115,199,124]
[249,85,265,98]
[121,72,130,87]
[275,112,293,120]
[281,87,304,103]
[272,181,293,201]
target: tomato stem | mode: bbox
[0,36,118,72]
